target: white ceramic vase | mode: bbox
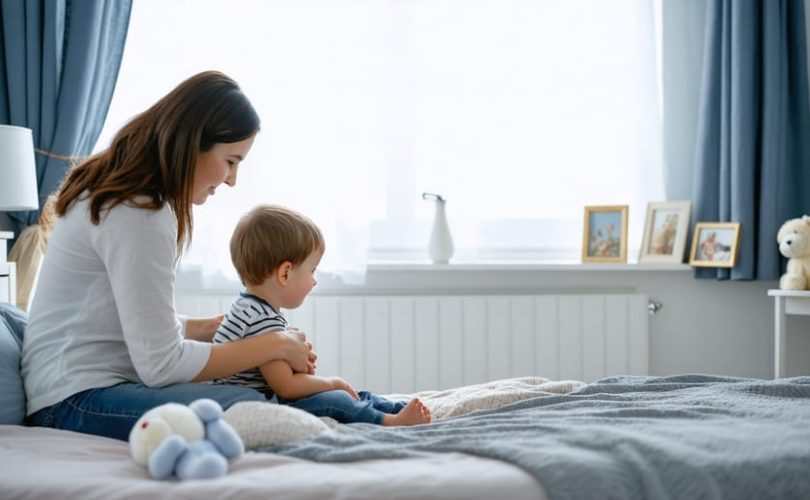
[426,195,454,264]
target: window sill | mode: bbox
[313,260,692,295]
[365,247,692,272]
[366,261,692,273]
[176,258,692,295]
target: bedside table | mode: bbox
[0,231,16,306]
[768,289,810,378]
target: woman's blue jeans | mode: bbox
[280,390,406,424]
[27,383,266,441]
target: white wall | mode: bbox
[661,0,706,201]
[253,266,781,379]
[180,263,786,379]
[180,267,782,380]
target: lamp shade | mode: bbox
[0,125,39,211]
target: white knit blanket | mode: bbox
[224,377,586,450]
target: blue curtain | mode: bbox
[0,0,132,237]
[692,0,810,280]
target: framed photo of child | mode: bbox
[582,205,628,263]
[688,222,741,268]
[638,201,691,264]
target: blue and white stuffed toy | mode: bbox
[129,399,244,480]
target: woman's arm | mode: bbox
[259,360,359,400]
[184,315,224,342]
[192,330,316,381]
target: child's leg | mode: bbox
[283,391,431,426]
[380,398,432,426]
[283,390,385,424]
[357,391,408,414]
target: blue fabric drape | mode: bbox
[692,0,810,280]
[0,0,132,236]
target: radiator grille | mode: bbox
[178,293,649,392]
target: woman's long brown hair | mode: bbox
[55,70,260,254]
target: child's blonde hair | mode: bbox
[230,204,324,286]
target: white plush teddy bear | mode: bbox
[129,399,244,480]
[777,215,810,290]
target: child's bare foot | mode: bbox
[383,398,432,426]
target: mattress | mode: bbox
[1,377,577,499]
[7,374,804,499]
[0,425,546,500]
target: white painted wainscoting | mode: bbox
[177,292,649,392]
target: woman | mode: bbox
[21,71,316,441]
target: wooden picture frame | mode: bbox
[639,201,691,264]
[582,205,628,263]
[689,222,741,268]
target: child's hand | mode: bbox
[328,377,360,400]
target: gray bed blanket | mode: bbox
[266,374,810,500]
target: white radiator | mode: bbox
[177,293,649,392]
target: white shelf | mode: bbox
[768,289,810,298]
[0,261,15,306]
[367,262,692,272]
[769,289,810,378]
[0,231,12,262]
[0,232,14,306]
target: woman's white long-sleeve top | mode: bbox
[22,197,212,415]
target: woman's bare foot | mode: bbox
[382,398,432,426]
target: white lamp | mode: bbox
[0,124,39,262]
[0,125,39,212]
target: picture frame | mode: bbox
[582,205,629,263]
[638,201,692,264]
[688,222,741,268]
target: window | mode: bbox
[98,0,663,284]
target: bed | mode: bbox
[0,426,547,500]
[1,377,576,500]
[2,305,810,500]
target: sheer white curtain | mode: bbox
[375,0,664,260]
[97,0,663,286]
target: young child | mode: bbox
[214,205,432,426]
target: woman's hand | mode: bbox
[184,314,225,342]
[327,376,360,400]
[284,328,317,374]
[196,326,315,382]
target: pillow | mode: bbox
[223,402,331,450]
[0,303,28,425]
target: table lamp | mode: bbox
[0,124,39,259]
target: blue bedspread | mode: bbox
[266,374,810,500]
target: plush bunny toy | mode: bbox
[129,398,244,480]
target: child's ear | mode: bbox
[275,261,294,285]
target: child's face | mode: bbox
[281,249,323,309]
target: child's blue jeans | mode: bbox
[279,390,406,424]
